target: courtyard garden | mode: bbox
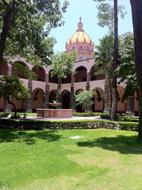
[0,128,142,190]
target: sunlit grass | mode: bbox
[0,129,142,190]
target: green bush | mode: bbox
[0,112,10,118]
[0,118,138,131]
[100,113,111,119]
[118,115,139,122]
[73,112,101,117]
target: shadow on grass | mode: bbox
[77,135,142,154]
[0,129,61,145]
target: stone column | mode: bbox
[86,72,90,90]
[70,74,75,110]
[44,73,49,108]
[126,96,134,115]
[26,79,32,112]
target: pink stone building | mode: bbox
[0,19,138,114]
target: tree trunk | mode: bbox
[7,96,17,118]
[130,0,142,141]
[104,64,111,114]
[111,0,118,120]
[0,2,17,60]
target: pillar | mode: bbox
[26,79,32,112]
[70,74,75,109]
[126,96,134,115]
[44,73,49,108]
[86,72,90,90]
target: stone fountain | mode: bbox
[36,101,72,118]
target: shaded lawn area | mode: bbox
[0,129,142,190]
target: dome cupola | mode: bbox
[66,18,94,61]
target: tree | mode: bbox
[0,76,29,117]
[116,32,137,113]
[75,90,94,112]
[94,0,123,120]
[0,0,68,65]
[95,35,114,114]
[51,51,76,105]
[97,2,125,33]
[130,0,142,141]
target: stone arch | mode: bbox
[61,90,71,108]
[32,88,45,111]
[62,74,71,84]
[117,86,126,113]
[12,97,26,112]
[32,66,46,81]
[49,70,58,83]
[93,88,104,112]
[49,90,57,103]
[0,62,8,75]
[74,66,87,82]
[75,89,84,112]
[12,61,30,79]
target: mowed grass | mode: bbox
[0,129,142,190]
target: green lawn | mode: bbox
[0,129,142,190]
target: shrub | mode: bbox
[100,113,110,119]
[73,112,101,117]
[118,115,139,122]
[0,118,138,131]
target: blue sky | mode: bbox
[50,0,133,52]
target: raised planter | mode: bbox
[37,109,72,118]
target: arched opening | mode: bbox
[90,66,96,81]
[93,88,104,112]
[62,74,71,84]
[12,62,30,79]
[49,70,58,83]
[12,97,26,112]
[74,66,87,82]
[0,62,8,75]
[61,90,71,108]
[32,88,45,111]
[32,66,45,81]
[49,90,57,103]
[75,89,84,112]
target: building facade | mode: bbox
[0,19,139,114]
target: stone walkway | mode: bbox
[27,116,101,121]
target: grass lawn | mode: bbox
[0,128,142,190]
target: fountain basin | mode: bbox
[37,109,72,118]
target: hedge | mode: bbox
[73,112,101,117]
[0,118,139,131]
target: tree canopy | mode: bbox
[0,0,68,64]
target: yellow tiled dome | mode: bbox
[67,18,92,45]
[68,31,91,44]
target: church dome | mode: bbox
[66,18,94,61]
[67,18,92,45]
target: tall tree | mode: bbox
[94,0,124,119]
[117,32,137,114]
[51,51,76,105]
[111,0,118,120]
[95,35,114,113]
[130,0,142,141]
[0,0,68,65]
